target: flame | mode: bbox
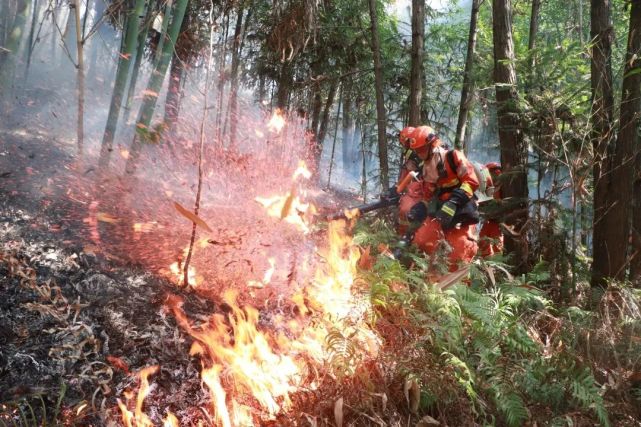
[119,160,380,426]
[255,193,314,233]
[292,161,312,180]
[117,366,159,427]
[254,161,316,233]
[163,412,179,427]
[267,109,286,133]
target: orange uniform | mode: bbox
[478,163,504,257]
[412,147,480,272]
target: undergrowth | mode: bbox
[348,220,641,426]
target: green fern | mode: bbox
[494,388,529,427]
[570,369,609,427]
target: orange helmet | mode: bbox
[399,126,415,148]
[486,162,502,175]
[408,126,439,150]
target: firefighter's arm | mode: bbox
[452,150,479,198]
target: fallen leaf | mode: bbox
[404,378,420,413]
[280,187,296,219]
[96,212,119,224]
[173,201,212,233]
[416,415,440,426]
[106,355,130,374]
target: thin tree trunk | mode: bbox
[163,52,185,135]
[124,4,153,121]
[24,0,39,80]
[184,5,214,288]
[155,0,173,63]
[327,84,343,188]
[99,0,145,168]
[125,0,189,175]
[341,78,355,172]
[214,11,229,145]
[275,61,293,110]
[0,0,31,96]
[455,0,481,150]
[408,0,424,126]
[613,0,641,283]
[310,83,322,134]
[368,0,389,190]
[228,5,247,147]
[492,0,529,272]
[578,0,585,45]
[590,0,617,287]
[317,81,338,151]
[527,0,541,91]
[73,0,84,154]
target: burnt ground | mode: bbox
[0,127,362,425]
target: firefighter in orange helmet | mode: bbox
[403,126,480,272]
[478,162,504,257]
[393,126,425,235]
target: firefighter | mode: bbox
[403,126,480,272]
[478,162,504,257]
[394,126,424,235]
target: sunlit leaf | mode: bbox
[173,201,212,232]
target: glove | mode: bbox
[381,185,399,201]
[435,200,457,229]
[407,201,428,223]
[448,188,471,207]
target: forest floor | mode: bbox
[0,126,363,426]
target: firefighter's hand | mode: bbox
[435,200,457,229]
[448,188,470,207]
[404,159,419,172]
[407,201,428,223]
[381,185,399,201]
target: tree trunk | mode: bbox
[317,81,338,152]
[73,0,85,154]
[126,0,189,174]
[214,11,229,145]
[310,83,322,134]
[0,0,31,97]
[275,61,293,110]
[492,0,529,272]
[454,0,481,150]
[368,0,389,190]
[163,54,184,135]
[154,0,173,63]
[229,5,248,147]
[590,0,618,287]
[527,0,541,91]
[341,79,355,173]
[99,0,145,168]
[124,4,153,121]
[408,0,424,126]
[618,0,641,284]
[23,0,39,80]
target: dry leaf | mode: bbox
[404,378,420,413]
[280,187,296,219]
[334,397,343,427]
[96,212,119,224]
[173,202,212,233]
[416,415,440,426]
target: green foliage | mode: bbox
[354,222,616,425]
[0,383,67,426]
